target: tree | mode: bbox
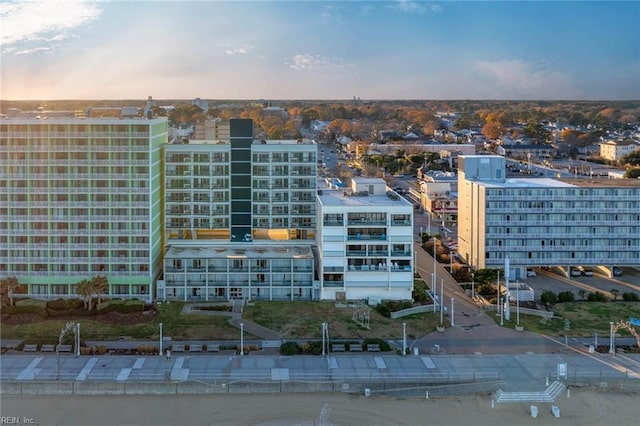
[620,151,640,167]
[577,289,587,300]
[482,122,503,140]
[91,276,109,305]
[524,122,551,144]
[76,276,108,311]
[0,276,20,306]
[623,167,640,179]
[76,279,93,310]
[610,289,620,301]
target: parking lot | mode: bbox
[517,266,640,301]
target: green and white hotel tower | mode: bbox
[0,117,168,302]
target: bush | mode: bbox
[374,304,391,318]
[47,308,97,317]
[541,291,557,306]
[279,341,301,355]
[136,344,158,355]
[97,299,145,314]
[3,304,49,317]
[623,292,639,301]
[587,291,608,302]
[47,298,84,310]
[300,341,323,355]
[15,298,48,308]
[412,281,430,304]
[557,291,575,303]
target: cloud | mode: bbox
[0,0,101,50]
[393,1,442,15]
[472,59,578,98]
[225,45,254,56]
[288,54,354,72]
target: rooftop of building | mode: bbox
[165,244,313,259]
[168,138,315,145]
[476,177,640,189]
[317,187,413,208]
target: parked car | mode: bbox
[526,268,537,277]
[582,267,594,277]
[571,267,582,277]
[613,267,623,277]
[393,187,404,195]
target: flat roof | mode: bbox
[165,244,313,259]
[477,177,640,189]
[318,188,413,208]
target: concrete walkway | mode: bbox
[227,299,281,340]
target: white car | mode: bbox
[526,268,536,277]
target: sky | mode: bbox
[1,0,639,100]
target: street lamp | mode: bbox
[450,297,454,327]
[609,321,615,356]
[402,322,407,356]
[240,322,244,356]
[471,271,475,299]
[159,322,163,356]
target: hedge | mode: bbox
[3,304,49,317]
[97,299,145,314]
[15,299,48,308]
[47,298,84,311]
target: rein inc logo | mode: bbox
[1,418,35,425]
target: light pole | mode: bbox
[432,236,437,293]
[159,322,163,356]
[516,282,520,327]
[240,322,244,356]
[440,279,444,326]
[471,271,475,299]
[609,321,615,356]
[450,297,454,327]
[432,273,436,313]
[75,323,80,357]
[322,321,327,357]
[402,322,407,356]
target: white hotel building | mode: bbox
[317,178,414,301]
[457,155,640,279]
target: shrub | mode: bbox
[540,291,557,306]
[15,298,47,307]
[280,341,301,355]
[136,344,158,355]
[557,291,575,303]
[3,304,49,317]
[587,291,608,302]
[299,341,323,355]
[97,299,144,314]
[622,292,639,301]
[375,304,391,318]
[47,298,84,310]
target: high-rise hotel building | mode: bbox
[457,155,640,279]
[0,117,167,302]
[160,119,317,301]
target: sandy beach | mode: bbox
[1,388,637,426]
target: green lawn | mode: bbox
[3,299,638,344]
[243,301,436,339]
[0,302,241,344]
[490,302,640,337]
